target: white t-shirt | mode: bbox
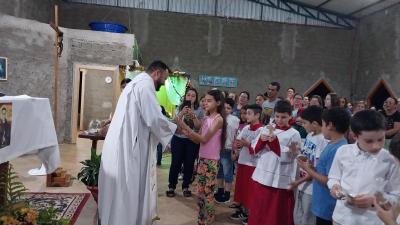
[237,125,264,167]
[225,114,240,150]
[297,132,328,194]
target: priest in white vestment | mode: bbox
[98,61,177,225]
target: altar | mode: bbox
[0,95,60,173]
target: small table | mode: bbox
[78,132,106,150]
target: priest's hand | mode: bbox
[175,116,189,131]
[173,115,181,124]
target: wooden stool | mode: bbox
[46,167,73,187]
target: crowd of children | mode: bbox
[168,81,400,225]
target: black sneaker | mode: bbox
[214,193,225,203]
[166,188,175,197]
[222,192,231,204]
[183,188,192,197]
[241,218,248,225]
[230,211,247,221]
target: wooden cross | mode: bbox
[50,5,63,130]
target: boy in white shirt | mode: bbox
[215,98,240,203]
[328,110,400,225]
[291,106,328,225]
[376,133,400,225]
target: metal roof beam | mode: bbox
[247,0,356,29]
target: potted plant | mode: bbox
[77,149,101,203]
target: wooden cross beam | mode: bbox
[50,5,63,130]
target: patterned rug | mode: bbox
[22,192,90,225]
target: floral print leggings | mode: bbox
[196,158,218,225]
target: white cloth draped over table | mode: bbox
[98,72,177,225]
[0,95,60,174]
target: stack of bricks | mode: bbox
[46,167,72,187]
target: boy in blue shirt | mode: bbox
[297,107,350,225]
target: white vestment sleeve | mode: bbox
[137,81,177,147]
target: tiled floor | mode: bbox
[11,138,239,225]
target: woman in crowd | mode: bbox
[167,88,203,198]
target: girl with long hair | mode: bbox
[177,89,227,225]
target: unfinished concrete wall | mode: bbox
[0,0,58,23]
[0,14,135,142]
[353,4,400,101]
[0,15,54,99]
[58,2,355,101]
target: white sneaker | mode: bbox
[28,164,47,176]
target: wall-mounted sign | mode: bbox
[199,75,238,88]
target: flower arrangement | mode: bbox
[0,207,70,225]
[0,163,69,225]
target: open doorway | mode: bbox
[303,78,335,99]
[71,63,120,143]
[367,79,396,110]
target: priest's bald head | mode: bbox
[146,60,171,91]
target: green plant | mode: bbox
[132,39,143,65]
[37,207,70,225]
[0,163,27,214]
[77,149,101,186]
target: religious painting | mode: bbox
[0,103,12,149]
[0,57,7,81]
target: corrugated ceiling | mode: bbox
[294,0,400,17]
[65,0,400,29]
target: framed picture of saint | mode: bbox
[0,57,7,81]
[0,103,12,149]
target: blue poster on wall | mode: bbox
[199,75,238,88]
